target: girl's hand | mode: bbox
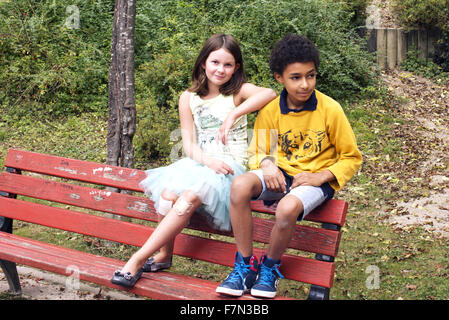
[260,159,286,193]
[217,110,237,145]
[204,158,235,175]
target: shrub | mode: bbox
[391,0,449,30]
[133,0,377,162]
[331,0,371,28]
[1,0,377,163]
[434,29,449,72]
[0,0,113,117]
[401,49,449,82]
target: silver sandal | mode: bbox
[141,257,172,272]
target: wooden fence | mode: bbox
[364,28,442,69]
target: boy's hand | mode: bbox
[291,170,335,189]
[260,159,287,193]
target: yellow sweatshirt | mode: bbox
[248,89,362,191]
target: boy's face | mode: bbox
[274,61,316,109]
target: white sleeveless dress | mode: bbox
[139,92,248,231]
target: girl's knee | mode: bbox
[158,190,178,216]
[181,190,201,204]
[161,189,178,202]
[172,190,201,217]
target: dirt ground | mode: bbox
[380,69,449,238]
[0,265,144,300]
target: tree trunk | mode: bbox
[106,0,136,223]
[107,0,136,170]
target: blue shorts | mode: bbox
[249,169,334,221]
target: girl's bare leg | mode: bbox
[152,190,178,263]
[120,190,201,275]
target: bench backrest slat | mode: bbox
[0,172,341,257]
[5,149,146,191]
[5,149,347,227]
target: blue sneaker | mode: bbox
[250,255,284,298]
[216,252,259,297]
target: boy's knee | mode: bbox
[275,196,303,229]
[230,173,261,204]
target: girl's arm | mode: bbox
[218,83,276,145]
[179,91,235,175]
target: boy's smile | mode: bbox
[274,61,317,110]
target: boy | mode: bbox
[216,34,362,298]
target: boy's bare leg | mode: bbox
[266,194,303,261]
[120,190,201,275]
[229,172,263,257]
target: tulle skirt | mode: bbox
[139,157,246,231]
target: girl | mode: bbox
[111,34,276,288]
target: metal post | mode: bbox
[0,167,22,295]
[307,222,340,300]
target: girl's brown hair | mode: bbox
[189,34,246,97]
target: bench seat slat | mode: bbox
[0,232,283,300]
[0,172,341,257]
[5,149,146,191]
[0,171,154,221]
[0,197,335,287]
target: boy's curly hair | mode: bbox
[269,34,320,75]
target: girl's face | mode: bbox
[202,48,239,89]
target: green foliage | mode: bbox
[401,49,449,82]
[329,0,370,27]
[391,0,449,30]
[434,29,449,72]
[1,0,377,162]
[133,0,377,161]
[0,0,113,117]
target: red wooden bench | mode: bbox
[0,148,347,300]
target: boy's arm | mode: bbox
[324,104,363,190]
[247,103,287,193]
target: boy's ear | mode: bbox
[274,72,284,84]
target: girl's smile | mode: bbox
[202,48,240,90]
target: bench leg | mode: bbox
[0,216,22,295]
[0,260,22,295]
[307,284,330,300]
[306,222,339,300]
